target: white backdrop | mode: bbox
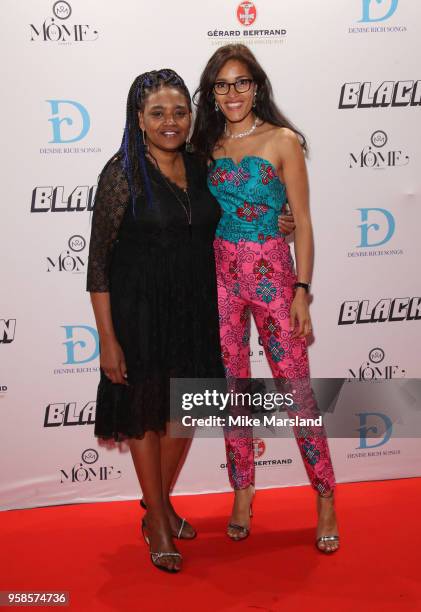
[1,0,420,510]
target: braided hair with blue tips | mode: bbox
[119,69,192,215]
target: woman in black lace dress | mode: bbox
[86,69,224,573]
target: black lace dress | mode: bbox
[86,152,225,440]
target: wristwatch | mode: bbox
[294,282,311,293]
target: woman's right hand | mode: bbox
[100,336,128,385]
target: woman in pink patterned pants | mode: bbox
[192,44,339,553]
[214,236,336,497]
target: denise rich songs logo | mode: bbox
[357,208,394,247]
[47,100,90,144]
[62,325,99,365]
[53,325,99,376]
[356,412,393,448]
[349,0,406,33]
[359,0,399,23]
[347,208,403,259]
[40,100,101,155]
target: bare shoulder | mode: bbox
[260,125,304,169]
[271,127,302,154]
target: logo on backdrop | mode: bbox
[60,448,122,484]
[349,130,409,169]
[348,347,406,380]
[30,2,99,43]
[39,100,101,155]
[31,184,97,212]
[358,208,395,246]
[54,325,99,375]
[249,336,265,363]
[47,235,87,273]
[347,411,400,458]
[338,297,421,325]
[207,2,287,44]
[339,81,420,108]
[53,1,72,19]
[237,2,257,26]
[253,438,266,459]
[0,320,16,344]
[349,0,406,33]
[347,208,403,259]
[220,436,292,471]
[359,0,398,22]
[62,325,99,364]
[44,401,96,427]
[0,385,8,397]
[47,100,90,143]
[356,412,393,448]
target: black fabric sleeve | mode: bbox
[86,155,130,292]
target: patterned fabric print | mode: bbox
[253,258,274,281]
[208,156,287,244]
[236,201,259,222]
[214,236,336,493]
[259,162,277,185]
[256,278,277,304]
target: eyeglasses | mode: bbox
[213,78,253,95]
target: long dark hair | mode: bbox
[119,68,191,213]
[191,44,307,161]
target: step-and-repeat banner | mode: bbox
[1,0,420,510]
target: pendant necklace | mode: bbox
[225,116,260,139]
[151,156,192,231]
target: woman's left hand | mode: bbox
[290,290,312,338]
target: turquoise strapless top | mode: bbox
[207,156,287,243]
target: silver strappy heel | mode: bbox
[139,499,196,539]
[141,519,182,573]
[316,534,340,552]
[316,491,340,554]
[227,484,255,541]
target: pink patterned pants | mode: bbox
[214,236,336,495]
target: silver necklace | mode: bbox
[151,156,192,226]
[225,116,259,139]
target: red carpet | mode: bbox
[1,479,420,612]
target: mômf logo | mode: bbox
[30,1,99,43]
[60,448,122,483]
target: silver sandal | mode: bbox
[141,519,182,573]
[316,491,340,553]
[316,534,340,553]
[140,499,196,540]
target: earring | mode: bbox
[252,91,257,109]
[215,101,219,112]
[141,129,149,152]
[185,138,193,153]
